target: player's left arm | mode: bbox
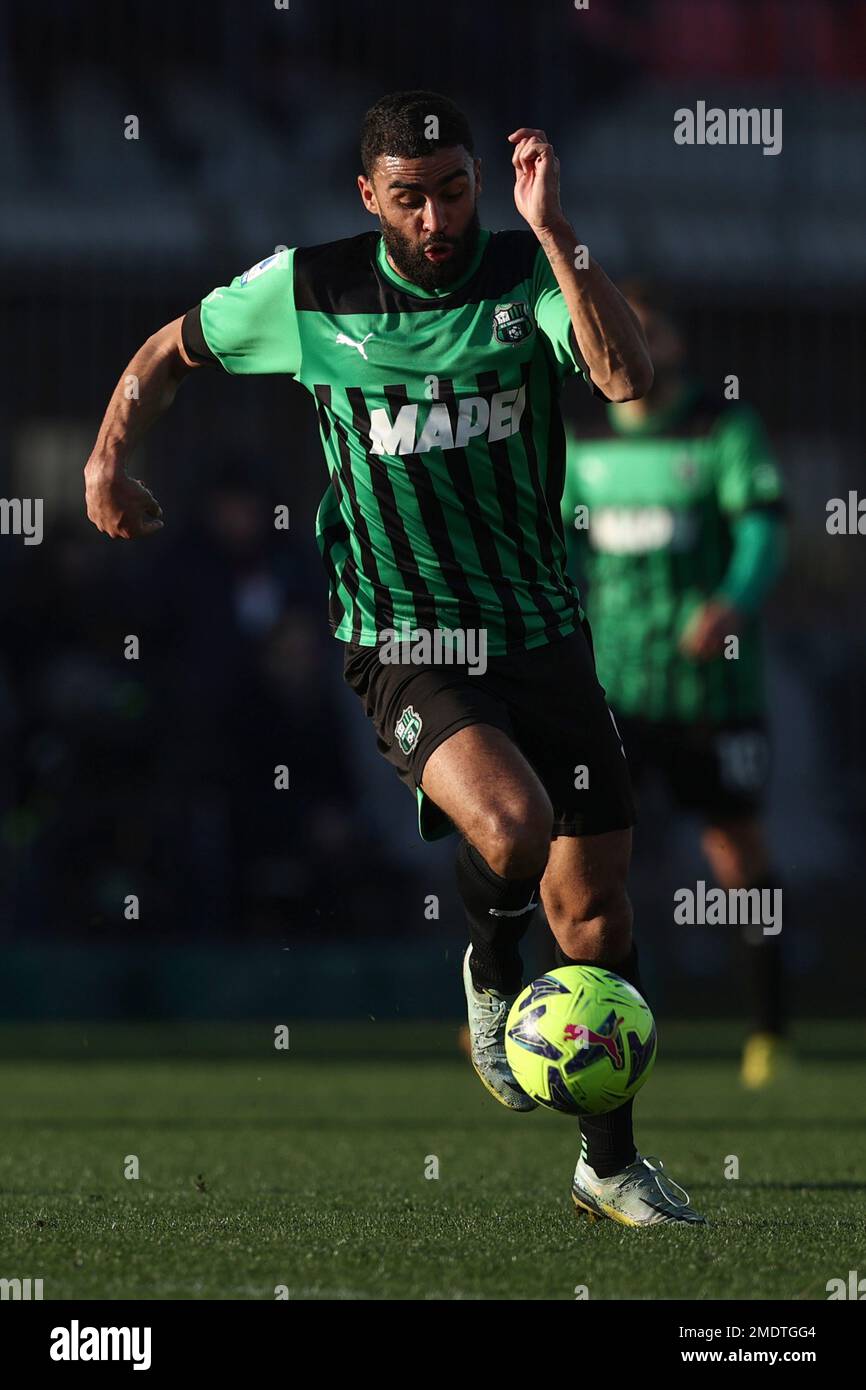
[679,407,787,660]
[509,127,653,402]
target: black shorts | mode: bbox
[615,715,769,821]
[342,623,636,842]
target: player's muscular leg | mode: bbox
[541,829,633,964]
[544,830,643,1179]
[705,817,784,1050]
[702,817,768,889]
[421,723,553,877]
[426,724,551,1006]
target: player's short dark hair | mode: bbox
[360,90,474,178]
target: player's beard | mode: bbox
[379,207,481,292]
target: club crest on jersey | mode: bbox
[492,301,534,344]
[395,705,422,755]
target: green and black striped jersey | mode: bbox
[183,228,591,655]
[562,383,784,722]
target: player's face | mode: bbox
[359,146,482,291]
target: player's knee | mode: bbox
[548,885,633,962]
[476,795,553,879]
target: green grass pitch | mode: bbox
[1,1021,865,1300]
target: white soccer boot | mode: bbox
[571,1151,706,1226]
[462,946,537,1112]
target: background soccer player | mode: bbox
[561,279,787,1088]
[84,90,705,1225]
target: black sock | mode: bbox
[738,877,785,1036]
[455,838,541,995]
[557,941,643,1178]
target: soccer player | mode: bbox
[561,279,787,1088]
[84,91,704,1226]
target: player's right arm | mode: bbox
[84,315,203,539]
[85,249,301,539]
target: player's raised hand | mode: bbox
[679,599,742,660]
[508,127,563,233]
[85,468,164,539]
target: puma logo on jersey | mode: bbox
[369,385,526,456]
[336,331,374,360]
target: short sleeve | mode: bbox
[194,248,302,376]
[530,246,587,378]
[714,406,784,514]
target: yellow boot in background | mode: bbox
[741,1031,791,1089]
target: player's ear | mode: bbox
[357,173,379,216]
[474,157,482,197]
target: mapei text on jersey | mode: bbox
[369,386,526,457]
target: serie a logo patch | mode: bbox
[492,301,534,344]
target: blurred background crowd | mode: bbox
[0,0,863,1018]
